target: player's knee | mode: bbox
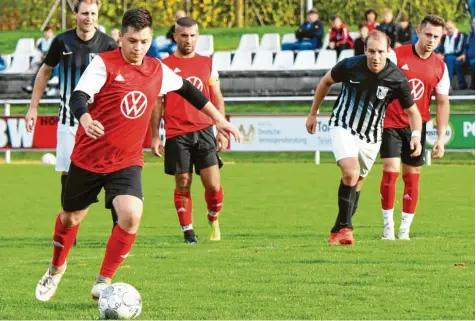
[204,182,221,193]
[403,165,421,174]
[117,208,142,232]
[60,210,84,227]
[342,170,359,185]
[176,175,192,191]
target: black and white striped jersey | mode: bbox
[329,55,415,143]
[44,29,116,127]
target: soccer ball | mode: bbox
[41,153,56,165]
[98,283,142,320]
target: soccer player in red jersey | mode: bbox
[35,8,240,302]
[150,17,227,244]
[379,15,450,240]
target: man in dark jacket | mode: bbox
[282,8,324,50]
[377,8,398,48]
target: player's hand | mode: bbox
[80,114,104,139]
[431,138,445,159]
[306,115,318,134]
[151,137,164,157]
[457,55,466,62]
[216,132,229,152]
[25,107,38,133]
[409,137,422,157]
[216,120,241,143]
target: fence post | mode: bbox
[425,150,431,166]
[314,151,320,164]
[4,102,11,164]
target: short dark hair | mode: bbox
[73,0,101,13]
[420,14,445,29]
[365,30,390,50]
[399,14,409,22]
[365,9,378,19]
[121,8,153,34]
[176,17,198,28]
[44,25,54,32]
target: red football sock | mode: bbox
[402,173,420,214]
[380,171,399,210]
[52,214,79,268]
[99,225,136,279]
[205,186,224,221]
[174,189,193,227]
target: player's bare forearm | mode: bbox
[30,64,53,109]
[435,94,450,139]
[150,99,163,139]
[201,102,227,123]
[309,71,334,115]
[404,105,423,133]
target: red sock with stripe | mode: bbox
[99,225,136,279]
[174,189,193,230]
[402,173,420,214]
[205,186,223,221]
[52,214,79,268]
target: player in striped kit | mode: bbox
[305,30,423,245]
[25,0,117,228]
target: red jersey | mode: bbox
[71,49,184,173]
[384,44,450,128]
[161,53,219,138]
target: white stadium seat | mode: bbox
[349,31,360,41]
[196,34,214,56]
[236,33,259,52]
[250,50,274,70]
[155,35,171,46]
[281,33,297,44]
[272,51,294,70]
[338,49,355,61]
[14,38,35,55]
[315,49,337,70]
[259,33,280,52]
[230,51,253,70]
[3,54,31,73]
[293,50,317,70]
[212,51,231,71]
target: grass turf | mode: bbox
[0,163,473,319]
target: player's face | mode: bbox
[174,25,198,55]
[365,38,389,73]
[417,23,443,53]
[120,27,153,65]
[75,2,99,34]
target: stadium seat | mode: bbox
[259,33,280,52]
[3,54,31,73]
[230,51,253,70]
[293,50,317,70]
[349,31,360,41]
[1,54,13,69]
[13,38,35,55]
[212,51,232,71]
[155,35,172,46]
[196,34,214,56]
[250,50,274,70]
[236,33,260,52]
[315,49,337,70]
[281,33,297,45]
[272,51,294,70]
[338,49,354,61]
[321,32,330,49]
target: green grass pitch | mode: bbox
[0,163,473,319]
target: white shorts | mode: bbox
[55,124,77,172]
[330,126,380,177]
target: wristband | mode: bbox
[411,130,421,138]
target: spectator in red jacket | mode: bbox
[365,9,379,32]
[328,16,354,55]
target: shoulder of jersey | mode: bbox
[345,55,365,67]
[56,29,76,40]
[395,44,412,57]
[98,48,121,61]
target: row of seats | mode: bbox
[212,49,355,71]
[154,31,362,56]
[1,38,36,73]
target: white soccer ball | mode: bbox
[98,283,142,320]
[41,153,56,165]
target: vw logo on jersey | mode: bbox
[120,91,148,119]
[408,78,425,101]
[187,76,203,91]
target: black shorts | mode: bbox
[164,126,223,176]
[380,126,427,167]
[62,162,143,212]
